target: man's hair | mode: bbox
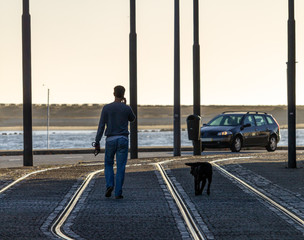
[114,85,125,98]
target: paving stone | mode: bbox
[69,171,184,240]
[171,165,304,240]
[0,153,304,239]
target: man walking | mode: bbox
[94,85,136,199]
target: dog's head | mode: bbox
[185,162,201,176]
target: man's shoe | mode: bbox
[105,187,114,197]
[115,195,124,199]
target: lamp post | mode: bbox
[47,88,50,149]
[193,0,202,155]
[22,0,33,166]
[45,87,50,149]
[174,0,181,156]
[130,0,138,159]
[287,0,296,168]
[43,85,50,149]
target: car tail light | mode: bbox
[273,117,280,131]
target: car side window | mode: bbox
[223,116,240,126]
[254,115,267,126]
[209,116,223,126]
[223,117,235,126]
[243,115,256,126]
[236,116,242,125]
[266,116,274,124]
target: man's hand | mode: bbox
[121,97,127,104]
[92,142,100,156]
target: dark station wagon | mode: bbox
[200,112,280,152]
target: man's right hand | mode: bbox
[92,142,100,156]
[121,97,127,104]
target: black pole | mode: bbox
[287,0,296,168]
[193,0,201,155]
[129,0,138,159]
[22,0,33,166]
[174,0,181,156]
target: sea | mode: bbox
[0,129,303,150]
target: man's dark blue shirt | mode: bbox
[95,102,136,143]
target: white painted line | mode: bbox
[8,159,22,162]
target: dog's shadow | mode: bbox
[185,162,213,196]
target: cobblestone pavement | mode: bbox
[0,152,304,239]
[0,165,98,239]
[69,171,185,239]
[168,152,304,240]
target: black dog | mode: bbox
[185,162,212,196]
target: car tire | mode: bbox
[266,135,277,152]
[230,136,242,152]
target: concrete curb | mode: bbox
[0,146,192,156]
[0,146,304,156]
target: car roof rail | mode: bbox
[222,111,245,114]
[221,111,268,115]
[246,111,268,114]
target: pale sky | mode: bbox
[0,0,304,105]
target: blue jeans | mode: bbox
[104,137,128,197]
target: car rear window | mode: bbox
[266,116,274,124]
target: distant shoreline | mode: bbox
[1,124,304,132]
[1,104,304,131]
[0,125,188,132]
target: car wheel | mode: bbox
[230,136,242,152]
[266,136,277,152]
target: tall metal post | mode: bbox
[129,0,138,159]
[174,0,181,156]
[22,0,33,166]
[287,0,296,168]
[193,0,201,155]
[47,88,50,149]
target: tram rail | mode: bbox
[1,156,304,239]
[156,162,207,240]
[157,157,304,239]
[0,166,62,194]
[211,159,304,228]
[51,169,103,240]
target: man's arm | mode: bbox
[128,107,136,122]
[95,108,106,143]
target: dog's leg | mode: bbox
[200,178,206,195]
[194,177,200,196]
[206,175,212,196]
